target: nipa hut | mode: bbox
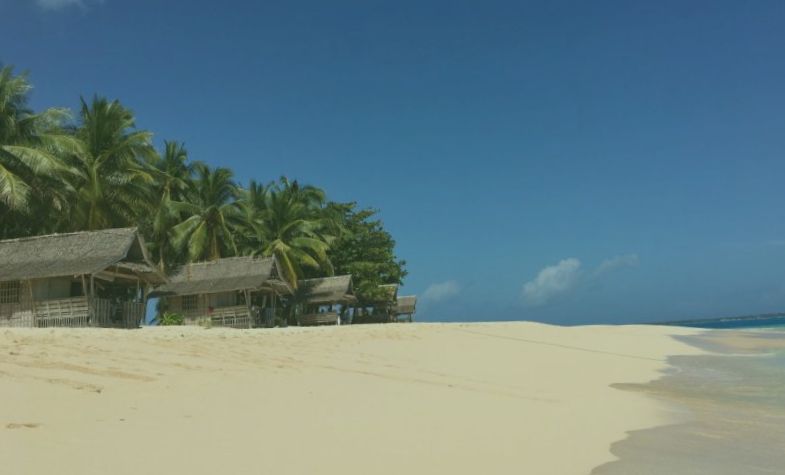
[295,275,356,326]
[0,228,164,328]
[153,256,292,328]
[352,283,399,323]
[394,295,417,322]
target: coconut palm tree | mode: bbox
[235,177,337,287]
[0,66,79,218]
[67,96,157,231]
[170,162,239,262]
[145,141,194,268]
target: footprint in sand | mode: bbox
[6,423,40,429]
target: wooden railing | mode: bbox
[0,303,34,327]
[93,298,144,329]
[298,311,340,326]
[35,297,90,328]
[0,297,144,329]
[209,305,252,329]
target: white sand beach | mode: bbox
[1,322,703,475]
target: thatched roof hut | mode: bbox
[0,227,162,283]
[154,256,291,297]
[294,275,356,326]
[297,275,356,305]
[393,295,417,322]
[349,283,400,324]
[395,295,417,314]
[153,256,292,328]
[0,228,161,328]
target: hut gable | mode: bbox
[0,228,157,281]
[395,295,417,314]
[155,256,290,296]
[297,275,355,304]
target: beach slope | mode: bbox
[1,323,701,474]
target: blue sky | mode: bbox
[3,0,785,324]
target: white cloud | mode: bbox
[35,0,83,9]
[522,258,582,307]
[595,253,639,276]
[423,281,461,302]
[34,0,103,10]
[521,253,641,307]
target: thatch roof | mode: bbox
[395,295,417,314]
[297,275,356,304]
[154,256,291,296]
[0,228,161,282]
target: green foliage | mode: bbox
[66,95,157,231]
[160,312,184,326]
[234,177,337,287]
[327,202,407,304]
[0,66,78,230]
[141,140,194,269]
[0,65,407,291]
[170,162,239,262]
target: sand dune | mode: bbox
[0,322,703,474]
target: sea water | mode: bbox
[592,327,785,474]
[664,315,785,330]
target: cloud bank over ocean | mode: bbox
[522,258,582,307]
[423,281,461,302]
[522,254,639,307]
[34,0,102,11]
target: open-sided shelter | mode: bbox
[295,275,356,326]
[0,228,163,328]
[352,283,399,324]
[153,256,292,328]
[394,295,417,322]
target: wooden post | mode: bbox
[260,294,268,327]
[27,279,36,328]
[81,274,89,328]
[89,274,96,327]
[244,289,252,329]
[142,284,149,327]
[272,290,278,326]
[135,278,144,327]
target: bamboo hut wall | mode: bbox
[165,291,241,325]
[0,280,34,327]
[0,278,145,329]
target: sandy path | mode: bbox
[0,322,702,474]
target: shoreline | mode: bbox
[593,328,785,474]
[2,322,704,474]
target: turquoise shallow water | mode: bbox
[661,315,785,330]
[593,329,785,475]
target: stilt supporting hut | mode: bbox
[394,295,417,322]
[0,228,164,328]
[153,256,292,328]
[295,275,357,326]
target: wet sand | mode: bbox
[593,330,785,475]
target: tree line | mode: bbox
[0,66,406,303]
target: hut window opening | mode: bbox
[70,281,85,297]
[182,295,198,311]
[0,281,21,304]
